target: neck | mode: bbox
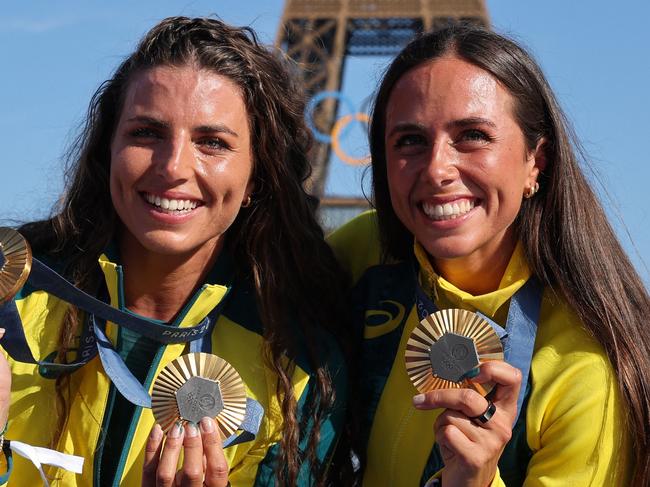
[433,233,516,296]
[118,237,221,322]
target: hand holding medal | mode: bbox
[406,309,523,486]
[143,354,248,486]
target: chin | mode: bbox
[417,235,478,262]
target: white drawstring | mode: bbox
[8,441,84,487]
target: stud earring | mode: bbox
[524,181,539,199]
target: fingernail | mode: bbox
[462,367,481,381]
[185,422,199,438]
[150,424,163,441]
[169,421,183,438]
[200,417,215,433]
[413,394,425,406]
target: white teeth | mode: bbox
[422,199,476,221]
[143,193,199,213]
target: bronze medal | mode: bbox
[0,227,32,303]
[152,353,247,438]
[405,308,503,396]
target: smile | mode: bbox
[142,192,200,214]
[421,199,476,221]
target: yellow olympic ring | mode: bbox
[330,113,371,166]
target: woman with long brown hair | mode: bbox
[330,23,649,486]
[0,16,347,486]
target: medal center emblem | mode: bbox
[429,332,480,383]
[176,376,224,424]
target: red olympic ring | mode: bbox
[330,113,371,166]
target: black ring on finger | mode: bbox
[470,400,496,425]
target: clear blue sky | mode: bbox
[1,0,648,282]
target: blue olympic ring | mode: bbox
[305,91,359,144]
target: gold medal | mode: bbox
[405,309,503,396]
[0,227,32,303]
[152,353,247,438]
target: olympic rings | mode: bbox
[305,90,371,166]
[305,91,357,144]
[331,113,371,166]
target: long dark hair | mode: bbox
[20,16,348,485]
[369,24,650,485]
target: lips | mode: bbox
[421,198,477,221]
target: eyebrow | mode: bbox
[126,116,169,129]
[387,122,427,138]
[387,117,497,137]
[194,124,239,137]
[448,117,497,129]
[125,117,239,137]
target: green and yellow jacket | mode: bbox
[0,250,347,486]
[328,211,630,487]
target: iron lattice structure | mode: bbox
[276,0,489,198]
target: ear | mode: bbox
[525,137,547,187]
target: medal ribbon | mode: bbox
[0,257,264,447]
[414,270,542,424]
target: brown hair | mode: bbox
[369,24,650,485]
[20,16,348,485]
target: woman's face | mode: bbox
[110,65,253,259]
[384,55,544,269]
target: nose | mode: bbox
[421,141,458,187]
[153,133,194,182]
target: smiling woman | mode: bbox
[0,17,349,487]
[329,23,650,487]
[110,66,254,275]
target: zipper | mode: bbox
[112,344,166,486]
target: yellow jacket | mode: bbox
[328,211,630,487]
[1,252,346,486]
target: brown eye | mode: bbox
[129,127,162,139]
[197,137,230,151]
[459,129,492,143]
[393,134,427,151]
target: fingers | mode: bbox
[142,424,164,487]
[179,423,205,486]
[155,422,185,487]
[413,361,523,419]
[468,361,522,413]
[200,417,229,487]
[141,418,229,487]
[413,387,490,419]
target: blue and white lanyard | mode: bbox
[0,257,263,447]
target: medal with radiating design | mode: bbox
[0,227,32,303]
[152,353,247,438]
[405,309,503,396]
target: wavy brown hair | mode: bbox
[369,24,650,486]
[20,16,348,485]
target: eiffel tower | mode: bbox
[276,0,490,202]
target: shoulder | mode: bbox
[327,210,382,285]
[526,288,630,479]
